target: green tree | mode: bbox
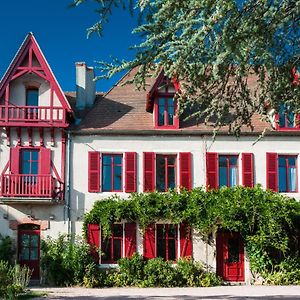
[73,0,300,135]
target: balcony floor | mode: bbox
[0,196,60,204]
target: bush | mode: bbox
[0,234,14,264]
[0,260,31,299]
[41,234,94,286]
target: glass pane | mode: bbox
[158,98,165,126]
[168,239,176,261]
[288,157,296,166]
[31,162,38,175]
[167,166,175,190]
[278,166,287,192]
[22,234,30,247]
[102,164,112,191]
[156,156,166,192]
[279,104,286,127]
[287,110,295,127]
[168,224,176,238]
[32,151,39,161]
[219,156,227,167]
[27,90,39,106]
[102,155,111,165]
[288,167,297,192]
[229,167,238,187]
[228,238,239,263]
[278,156,286,167]
[22,161,30,174]
[30,248,38,260]
[219,167,227,187]
[113,224,123,237]
[113,240,122,261]
[22,150,30,161]
[229,156,238,166]
[167,98,174,125]
[102,239,111,261]
[31,235,39,247]
[157,238,166,259]
[20,248,30,260]
[113,165,122,190]
[114,155,122,165]
[157,224,164,239]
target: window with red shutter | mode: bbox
[38,147,51,175]
[266,153,278,191]
[179,152,192,190]
[87,224,100,263]
[242,153,254,187]
[206,152,218,189]
[88,151,100,193]
[125,223,137,257]
[144,152,155,192]
[10,147,20,174]
[125,152,137,193]
[143,224,156,259]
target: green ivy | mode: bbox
[83,185,300,274]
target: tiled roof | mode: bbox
[71,68,274,135]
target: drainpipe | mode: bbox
[65,131,72,235]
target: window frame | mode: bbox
[155,223,178,262]
[156,154,177,192]
[218,154,239,188]
[154,94,179,129]
[20,148,39,175]
[278,155,298,193]
[101,153,123,192]
[276,104,300,131]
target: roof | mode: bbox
[71,68,273,135]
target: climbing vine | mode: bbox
[83,186,300,273]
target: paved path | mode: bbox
[31,285,300,299]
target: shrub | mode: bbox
[0,260,31,299]
[0,234,14,264]
[41,234,94,286]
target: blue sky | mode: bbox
[0,0,140,92]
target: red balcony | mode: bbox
[0,105,67,127]
[0,174,63,203]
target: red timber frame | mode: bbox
[0,33,70,202]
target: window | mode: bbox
[278,103,297,128]
[156,154,176,192]
[156,224,177,261]
[218,155,238,188]
[101,224,123,263]
[102,154,122,192]
[158,98,175,127]
[26,89,39,106]
[21,149,39,175]
[278,155,297,192]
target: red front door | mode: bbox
[216,232,244,282]
[18,224,40,280]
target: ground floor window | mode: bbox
[156,224,177,261]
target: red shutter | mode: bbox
[144,152,155,192]
[87,224,100,263]
[266,153,278,191]
[125,222,137,257]
[206,152,218,190]
[10,147,20,174]
[180,223,193,258]
[242,153,254,187]
[143,224,155,259]
[179,152,192,190]
[88,151,100,193]
[125,152,137,193]
[38,147,51,174]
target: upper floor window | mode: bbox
[218,155,238,188]
[277,103,299,129]
[278,155,297,192]
[26,88,39,106]
[156,154,176,192]
[102,154,122,192]
[21,149,39,175]
[158,98,176,127]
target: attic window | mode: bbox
[277,103,299,130]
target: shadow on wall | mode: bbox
[70,188,86,236]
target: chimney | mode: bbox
[75,62,96,110]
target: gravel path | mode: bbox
[31,285,300,300]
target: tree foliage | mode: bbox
[74,0,299,135]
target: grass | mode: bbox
[17,290,48,299]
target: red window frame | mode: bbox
[278,155,298,193]
[102,153,123,192]
[156,224,178,261]
[154,95,179,129]
[156,154,177,192]
[101,224,123,264]
[218,155,239,188]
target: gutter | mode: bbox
[65,131,72,235]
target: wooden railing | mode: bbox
[0,174,63,200]
[0,105,66,124]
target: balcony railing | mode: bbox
[0,174,63,201]
[0,105,66,125]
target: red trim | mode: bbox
[125,222,137,257]
[125,152,137,193]
[143,224,156,259]
[180,223,192,258]
[242,153,254,187]
[179,152,192,190]
[87,224,100,263]
[266,152,278,191]
[88,151,100,193]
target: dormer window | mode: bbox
[277,103,299,130]
[154,96,179,129]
